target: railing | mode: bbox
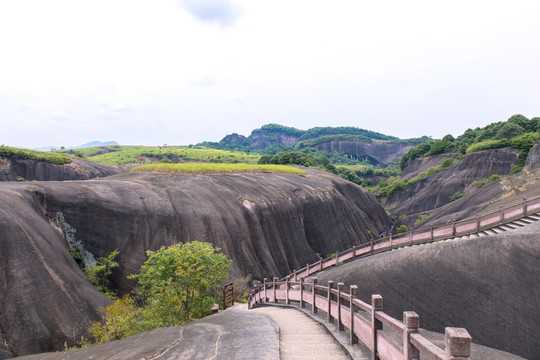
[249,277,472,360]
[285,195,540,282]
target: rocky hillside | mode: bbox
[383,148,520,226]
[201,124,427,166]
[314,224,540,359]
[0,157,122,181]
[0,168,390,358]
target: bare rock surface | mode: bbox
[0,168,390,357]
[313,223,540,359]
[386,148,519,219]
[313,141,416,165]
[0,158,122,182]
[14,304,279,360]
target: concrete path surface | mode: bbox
[250,305,353,360]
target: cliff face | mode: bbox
[0,168,390,358]
[386,148,520,219]
[249,130,300,149]
[0,158,121,181]
[314,141,416,165]
[315,227,540,359]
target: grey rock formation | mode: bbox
[314,141,416,165]
[315,226,540,359]
[0,168,390,357]
[0,158,121,182]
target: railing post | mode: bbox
[409,229,413,245]
[285,277,290,304]
[523,197,527,215]
[499,205,504,222]
[248,294,252,309]
[312,277,318,314]
[352,245,357,257]
[293,269,297,282]
[430,226,434,241]
[452,220,456,236]
[476,214,480,232]
[319,258,323,272]
[273,277,278,303]
[403,311,420,360]
[370,240,374,254]
[337,283,344,331]
[336,251,340,266]
[306,263,310,276]
[389,234,393,248]
[299,277,305,308]
[371,294,383,360]
[445,328,471,360]
[264,278,268,302]
[327,281,335,323]
[350,285,359,345]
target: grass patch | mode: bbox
[0,145,71,165]
[449,191,467,202]
[58,145,260,165]
[131,163,307,175]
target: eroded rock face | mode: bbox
[0,158,121,182]
[315,228,540,359]
[0,168,390,357]
[314,141,416,165]
[386,148,519,218]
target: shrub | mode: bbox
[449,192,467,202]
[396,225,409,234]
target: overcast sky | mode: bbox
[1,0,540,149]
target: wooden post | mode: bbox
[285,277,290,304]
[264,278,268,302]
[499,205,504,222]
[476,214,480,232]
[293,269,297,282]
[370,240,374,254]
[312,277,318,314]
[390,233,393,248]
[445,328,471,360]
[430,226,434,241]
[350,285,359,344]
[327,281,335,323]
[336,252,340,266]
[403,311,420,360]
[299,277,305,308]
[409,229,413,245]
[337,283,344,331]
[319,258,323,272]
[523,197,527,215]
[273,277,278,303]
[306,263,310,276]
[452,220,456,236]
[371,294,383,360]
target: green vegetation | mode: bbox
[449,191,467,202]
[89,242,232,344]
[58,145,260,165]
[400,114,540,170]
[414,213,433,226]
[0,145,71,165]
[85,250,119,298]
[475,174,502,188]
[297,134,372,148]
[131,163,307,175]
[298,126,397,141]
[396,225,409,234]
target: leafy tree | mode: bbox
[128,241,232,325]
[496,123,525,139]
[85,250,119,296]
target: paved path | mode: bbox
[250,306,352,360]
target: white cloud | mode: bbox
[177,0,241,27]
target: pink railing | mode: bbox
[248,277,472,360]
[286,195,540,282]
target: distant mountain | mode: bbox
[198,124,429,165]
[34,141,119,151]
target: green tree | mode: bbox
[496,123,524,140]
[85,250,119,296]
[128,241,232,325]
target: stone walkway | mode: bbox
[250,306,352,360]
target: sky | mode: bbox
[1,0,540,149]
